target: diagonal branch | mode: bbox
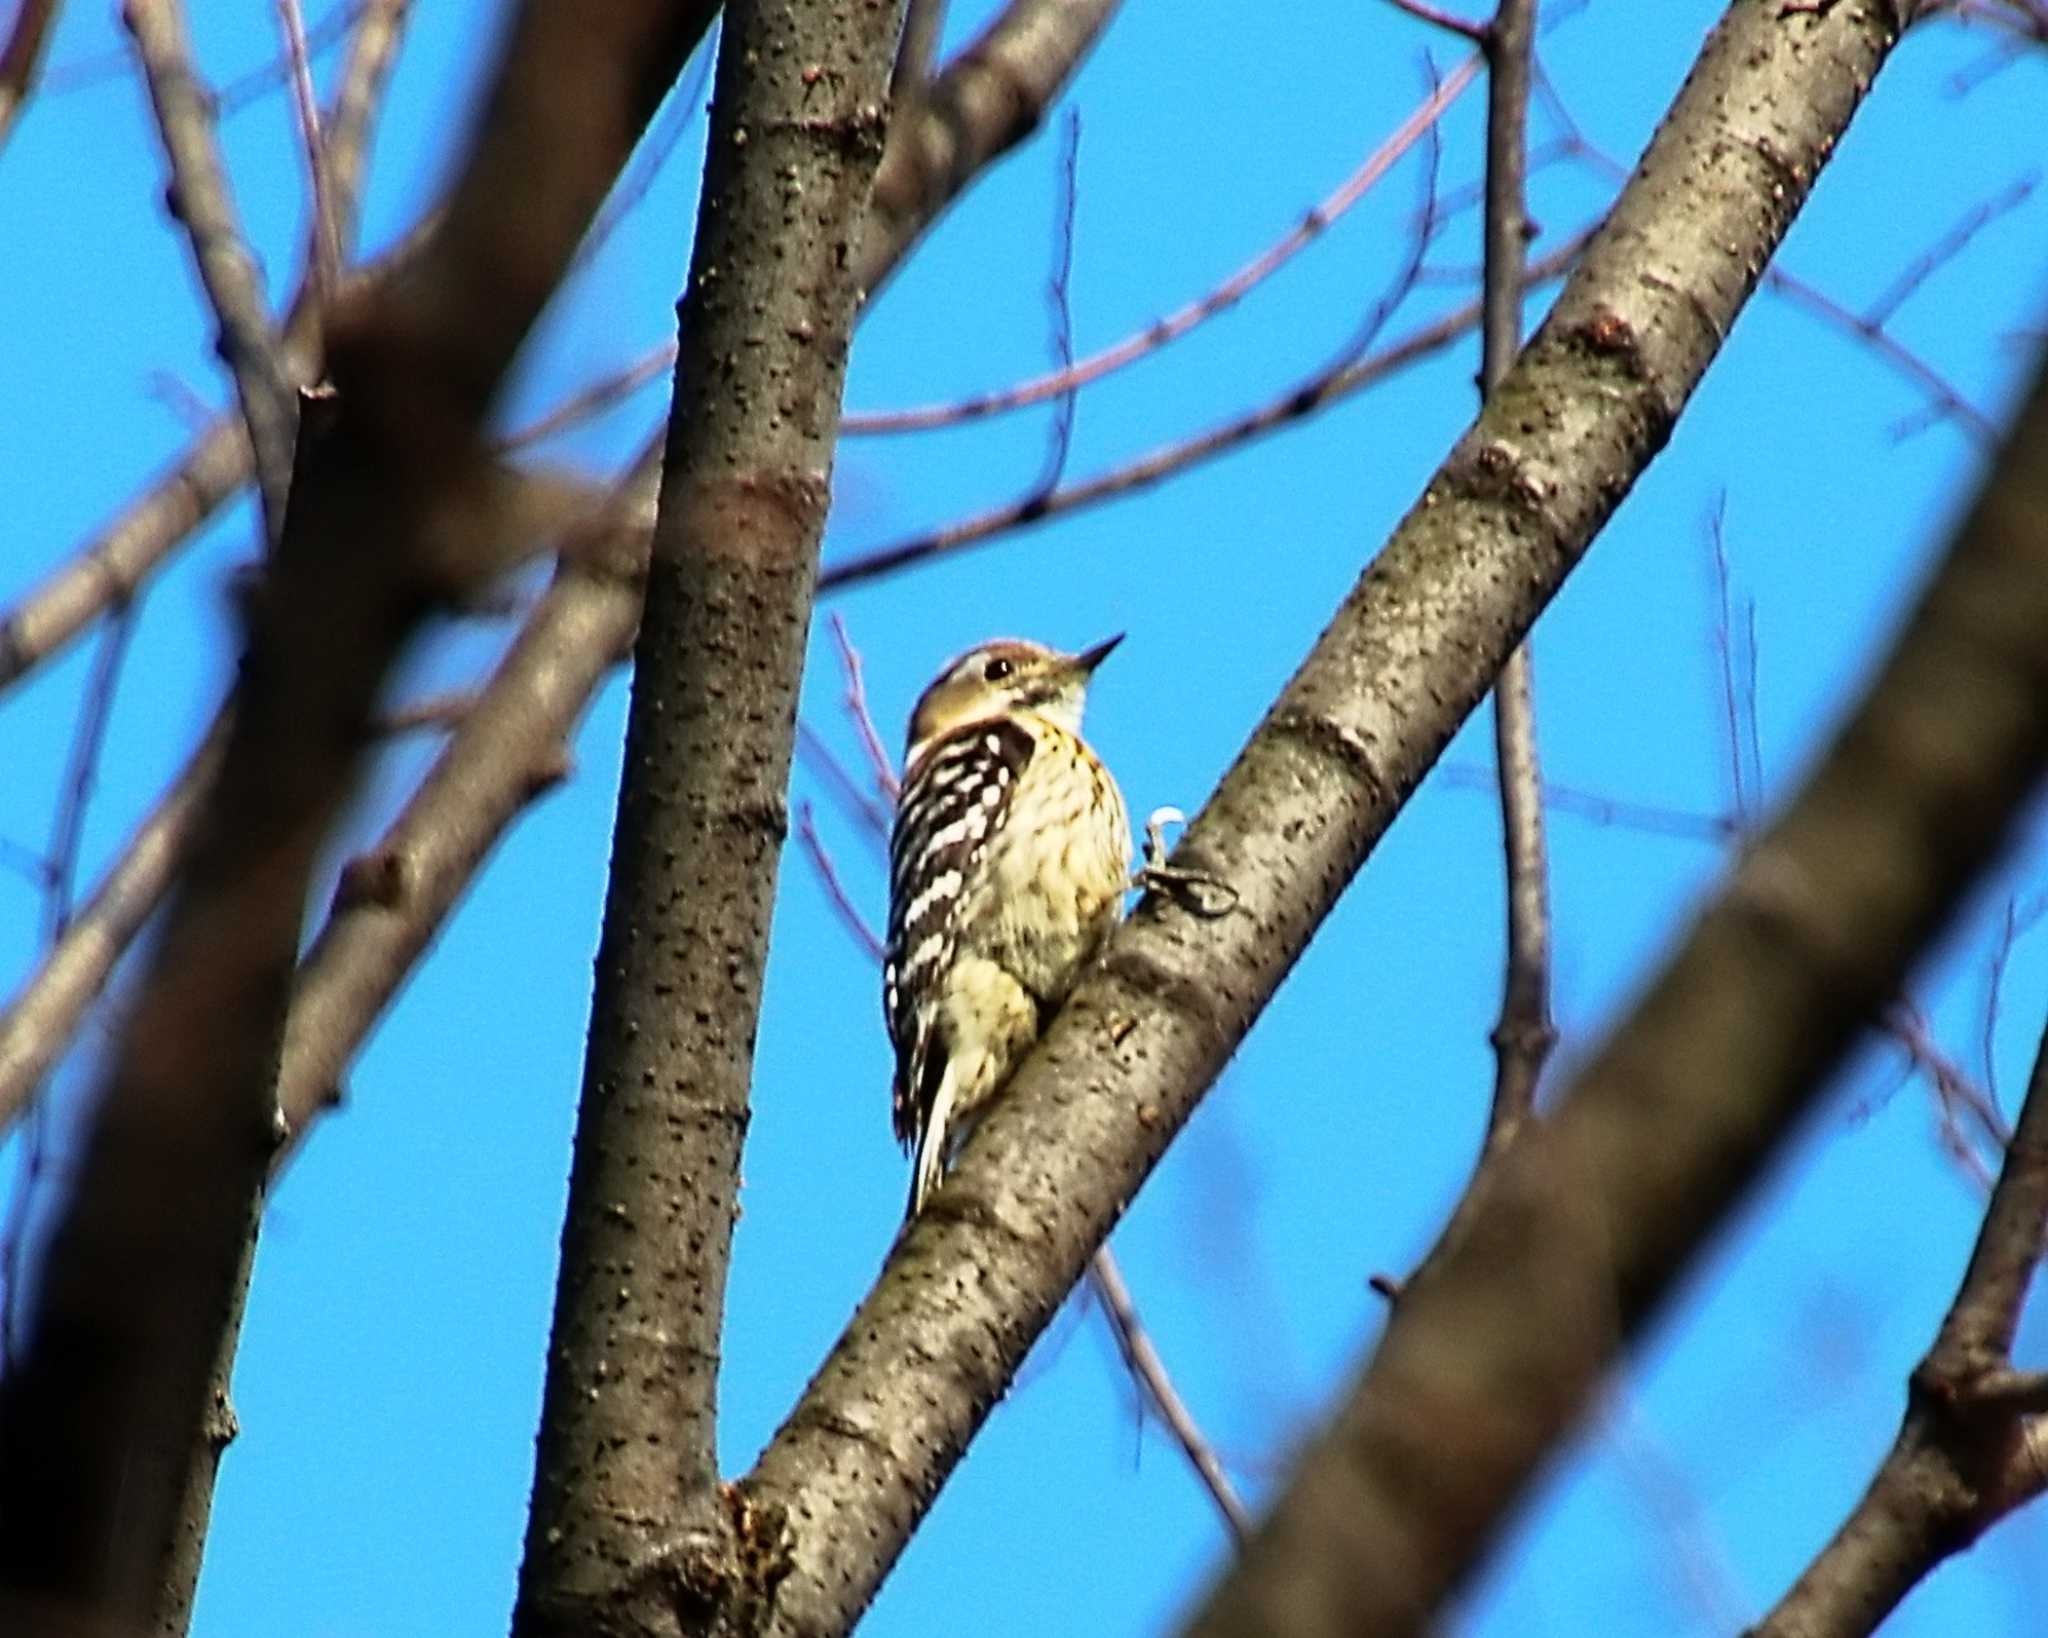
[726,3,1938,1631]
[0,2,714,1628]
[1189,331,2048,1638]
[125,0,300,542]
[1751,998,2048,1638]
[0,0,59,153]
[0,0,413,696]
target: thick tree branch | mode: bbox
[0,2,711,1628]
[730,3,1929,1631]
[223,0,1118,1183]
[511,3,905,1634]
[1189,312,2048,1638]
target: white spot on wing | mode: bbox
[901,870,961,930]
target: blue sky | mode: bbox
[4,2,2048,1634]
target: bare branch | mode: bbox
[1188,340,2048,1637]
[795,801,886,964]
[277,0,342,309]
[842,54,1481,435]
[275,493,652,1148]
[0,0,59,152]
[1089,1246,1253,1545]
[1765,266,1999,445]
[1479,0,1552,1145]
[511,0,904,1629]
[827,613,902,805]
[0,718,225,1133]
[1751,1004,2048,1637]
[0,7,415,696]
[821,236,1585,592]
[859,0,1122,299]
[0,0,714,1623]
[1385,0,1489,43]
[735,6,1930,1631]
[500,347,673,451]
[124,0,299,542]
[1865,168,2037,327]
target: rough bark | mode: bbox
[0,3,711,1630]
[1185,331,2048,1638]
[511,3,906,1635]
[725,3,1927,1632]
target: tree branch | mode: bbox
[511,1,905,1632]
[1479,0,1552,1145]
[124,0,300,543]
[0,0,59,153]
[0,2,413,695]
[858,0,1121,300]
[1750,1002,2048,1638]
[1188,291,2048,1638]
[733,3,1931,1632]
[819,235,1585,592]
[0,1,712,1627]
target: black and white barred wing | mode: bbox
[883,718,1035,1147]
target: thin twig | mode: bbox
[1865,169,2038,328]
[499,342,676,450]
[1033,107,1082,497]
[277,0,342,308]
[820,234,1587,592]
[1889,999,2012,1160]
[1435,765,1737,844]
[1765,267,1998,446]
[214,0,361,112]
[0,718,227,1136]
[576,29,718,272]
[797,722,894,844]
[840,54,1482,435]
[1385,0,1488,43]
[1478,0,1552,1142]
[796,802,886,962]
[124,0,299,544]
[1088,1245,1253,1545]
[42,599,143,944]
[827,614,901,804]
[0,58,421,701]
[1704,493,1758,829]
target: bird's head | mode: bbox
[904,634,1122,765]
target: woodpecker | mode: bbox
[884,635,1132,1220]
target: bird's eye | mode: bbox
[983,656,1014,682]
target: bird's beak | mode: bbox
[1074,633,1124,674]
